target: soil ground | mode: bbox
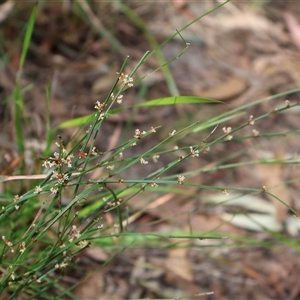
[1,1,300,299]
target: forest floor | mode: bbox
[1,1,300,299]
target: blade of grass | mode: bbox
[136,96,222,106]
[44,82,55,157]
[18,5,37,72]
[57,96,222,129]
[13,4,37,164]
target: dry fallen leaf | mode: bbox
[195,76,249,101]
[221,213,283,232]
[257,163,291,223]
[74,271,104,299]
[85,247,109,262]
[166,247,193,282]
[0,1,14,24]
[284,12,300,51]
[203,11,287,43]
[204,193,276,215]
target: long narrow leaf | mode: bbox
[137,96,222,106]
[19,5,37,70]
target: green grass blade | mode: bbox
[13,87,25,157]
[19,5,37,70]
[137,96,222,107]
[57,96,221,129]
[13,5,37,161]
[44,82,55,157]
